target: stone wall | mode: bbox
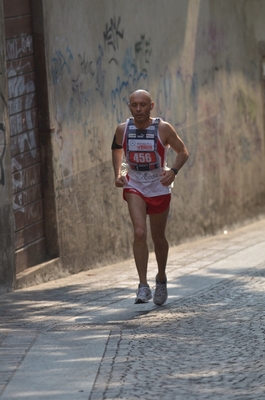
[1,0,264,292]
[39,0,265,272]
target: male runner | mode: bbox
[112,89,189,305]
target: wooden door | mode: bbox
[4,0,46,273]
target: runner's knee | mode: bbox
[134,227,147,242]
[152,235,168,248]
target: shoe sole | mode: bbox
[135,296,152,304]
[153,298,167,306]
[154,275,168,306]
[153,294,168,306]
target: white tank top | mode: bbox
[122,118,171,197]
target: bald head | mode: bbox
[128,89,154,125]
[129,90,152,104]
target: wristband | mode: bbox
[170,168,178,175]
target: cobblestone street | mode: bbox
[91,267,265,399]
[1,218,265,399]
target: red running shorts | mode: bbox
[123,188,171,215]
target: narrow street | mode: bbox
[1,217,265,399]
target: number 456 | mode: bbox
[133,153,152,163]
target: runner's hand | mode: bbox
[160,170,175,186]
[115,176,127,187]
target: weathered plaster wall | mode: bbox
[42,0,265,273]
[0,1,15,293]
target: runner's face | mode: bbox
[128,93,154,123]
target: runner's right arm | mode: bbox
[112,124,126,187]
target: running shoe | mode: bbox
[153,275,168,305]
[135,284,152,304]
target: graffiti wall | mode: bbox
[42,0,265,272]
[0,2,15,293]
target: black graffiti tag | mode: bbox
[103,16,124,51]
[135,34,152,66]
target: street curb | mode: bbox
[15,258,69,289]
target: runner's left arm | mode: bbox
[159,121,189,186]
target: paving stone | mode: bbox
[0,218,265,399]
[90,267,265,399]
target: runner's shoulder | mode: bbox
[158,119,176,139]
[115,122,126,143]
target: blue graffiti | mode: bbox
[122,47,137,77]
[157,67,198,126]
[51,46,73,84]
[111,70,149,124]
[95,45,106,99]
